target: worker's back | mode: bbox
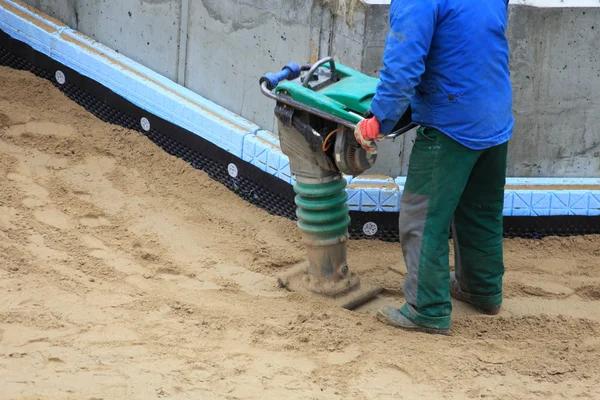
[410,0,513,150]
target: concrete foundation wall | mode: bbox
[184,0,317,133]
[26,0,182,80]
[21,0,600,178]
[507,6,600,177]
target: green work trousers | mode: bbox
[399,127,508,330]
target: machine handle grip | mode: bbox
[259,62,301,90]
[301,57,337,87]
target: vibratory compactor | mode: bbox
[260,57,415,309]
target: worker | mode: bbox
[354,0,513,335]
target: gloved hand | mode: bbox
[354,116,383,155]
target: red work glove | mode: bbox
[354,116,382,155]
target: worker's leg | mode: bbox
[395,127,481,330]
[451,141,509,310]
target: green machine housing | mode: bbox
[272,59,413,135]
[274,62,378,124]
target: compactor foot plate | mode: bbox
[277,262,382,310]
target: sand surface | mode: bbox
[0,67,599,399]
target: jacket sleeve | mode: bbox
[370,0,438,134]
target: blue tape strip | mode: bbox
[1,3,598,216]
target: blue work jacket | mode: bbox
[370,0,513,150]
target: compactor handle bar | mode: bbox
[259,61,417,139]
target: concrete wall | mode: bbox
[507,6,600,177]
[20,0,600,178]
[25,0,182,80]
[184,0,318,132]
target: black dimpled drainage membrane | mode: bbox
[0,29,598,241]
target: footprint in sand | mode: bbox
[82,235,146,275]
[33,208,72,230]
[513,279,575,298]
[80,235,108,250]
[6,172,32,184]
[79,214,112,227]
[4,121,75,138]
[354,365,444,399]
[76,325,139,343]
[7,172,50,205]
[0,206,18,230]
[27,234,69,260]
[503,297,600,322]
[216,264,284,298]
[153,267,221,290]
[327,344,362,365]
[22,197,47,208]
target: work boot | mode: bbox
[450,272,501,315]
[376,306,450,336]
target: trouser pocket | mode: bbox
[416,126,439,142]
